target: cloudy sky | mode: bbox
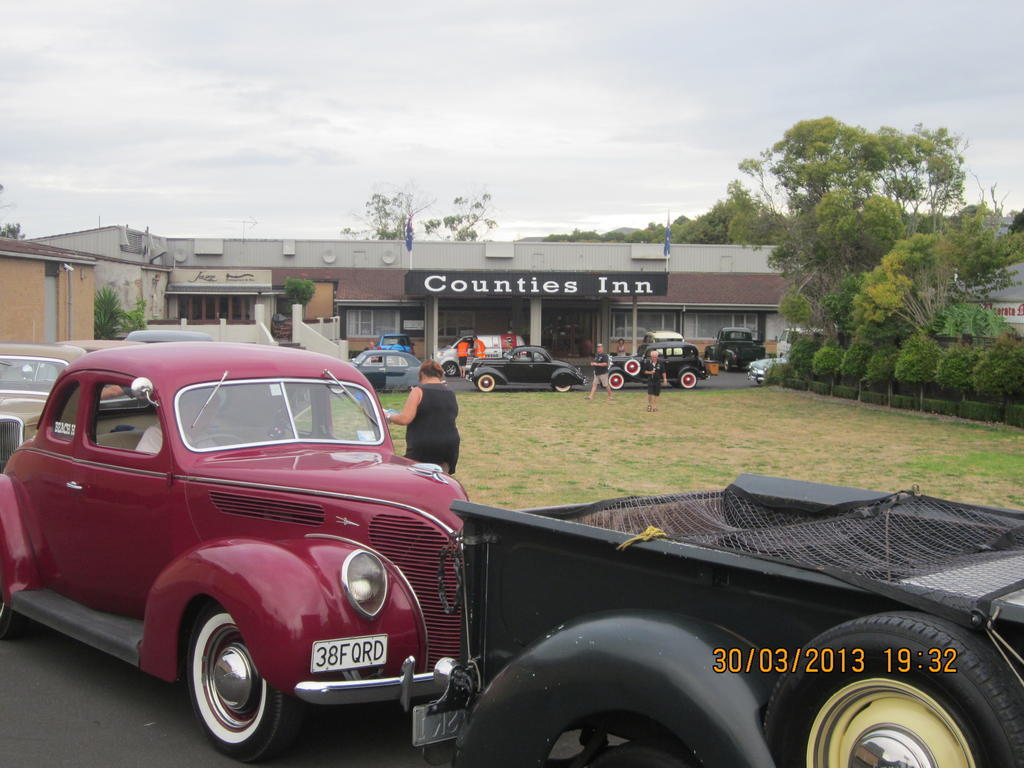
[2,0,1021,242]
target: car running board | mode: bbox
[11,589,143,666]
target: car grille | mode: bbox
[0,417,24,472]
[209,490,325,526]
[368,513,461,668]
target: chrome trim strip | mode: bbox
[179,475,454,533]
[74,457,168,479]
[304,533,431,662]
[293,671,442,705]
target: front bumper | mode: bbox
[293,655,449,706]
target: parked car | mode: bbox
[352,350,422,390]
[608,342,712,390]
[0,342,466,761]
[636,330,684,356]
[703,327,766,371]
[0,341,140,470]
[370,334,413,353]
[125,329,214,342]
[747,356,787,385]
[433,334,524,377]
[418,474,1024,767]
[468,345,586,392]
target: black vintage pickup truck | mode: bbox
[417,474,1024,768]
[703,327,766,371]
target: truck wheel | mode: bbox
[0,593,28,640]
[608,372,625,390]
[590,740,695,767]
[678,371,698,390]
[188,605,304,761]
[442,361,459,377]
[764,611,1024,768]
[722,357,732,372]
[476,374,497,392]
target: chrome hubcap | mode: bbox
[213,643,256,711]
[851,727,936,768]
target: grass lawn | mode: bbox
[380,387,1024,512]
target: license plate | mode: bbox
[310,634,387,673]
[412,703,466,746]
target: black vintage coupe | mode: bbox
[468,345,586,393]
[609,341,712,390]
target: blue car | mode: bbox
[353,350,421,390]
[372,334,413,353]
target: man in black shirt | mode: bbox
[585,343,614,401]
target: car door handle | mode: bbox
[66,481,83,491]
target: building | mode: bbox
[0,239,97,341]
[33,228,788,356]
[981,262,1024,332]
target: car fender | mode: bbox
[550,370,584,386]
[139,536,424,691]
[455,610,776,768]
[0,475,42,600]
[471,366,508,385]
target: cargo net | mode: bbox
[567,487,1024,619]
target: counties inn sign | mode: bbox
[404,270,668,298]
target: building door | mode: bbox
[542,307,595,357]
[44,264,58,342]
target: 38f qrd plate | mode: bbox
[311,634,388,672]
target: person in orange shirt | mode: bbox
[473,336,486,360]
[456,337,471,378]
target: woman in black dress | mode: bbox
[642,349,669,412]
[385,360,460,473]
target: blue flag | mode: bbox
[663,219,671,258]
[405,216,414,253]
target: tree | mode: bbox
[864,346,900,402]
[811,344,843,391]
[935,345,980,399]
[360,183,433,240]
[94,287,124,339]
[0,222,24,239]
[423,193,497,241]
[283,277,315,307]
[840,341,873,396]
[121,298,147,332]
[971,334,1024,407]
[787,336,821,379]
[895,332,941,408]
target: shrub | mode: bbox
[935,345,980,396]
[788,336,821,379]
[283,277,316,307]
[1006,404,1024,428]
[891,394,919,410]
[786,378,809,391]
[833,384,858,400]
[860,391,888,406]
[812,345,844,379]
[921,398,957,416]
[957,401,1002,422]
[807,381,831,395]
[764,362,789,387]
[972,334,1024,400]
[121,297,147,332]
[840,342,873,381]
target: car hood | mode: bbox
[0,394,46,424]
[184,446,467,523]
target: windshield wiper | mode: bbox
[323,369,380,430]
[191,370,230,430]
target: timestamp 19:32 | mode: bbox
[711,646,958,674]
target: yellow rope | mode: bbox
[616,526,668,550]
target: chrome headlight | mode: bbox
[341,550,388,619]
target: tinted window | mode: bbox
[51,383,80,442]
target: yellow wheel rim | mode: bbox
[806,678,975,768]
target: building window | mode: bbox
[346,309,400,337]
[439,311,475,337]
[179,295,254,322]
[684,312,758,339]
[611,311,680,339]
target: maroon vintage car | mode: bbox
[0,342,466,761]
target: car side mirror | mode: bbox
[130,376,159,407]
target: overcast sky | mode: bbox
[2,0,1021,243]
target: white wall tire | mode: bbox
[188,606,303,761]
[608,372,625,390]
[679,371,698,390]
[552,382,573,393]
[624,359,641,377]
[476,374,497,392]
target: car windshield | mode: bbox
[175,378,384,451]
[0,356,68,394]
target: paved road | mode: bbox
[0,622,429,768]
